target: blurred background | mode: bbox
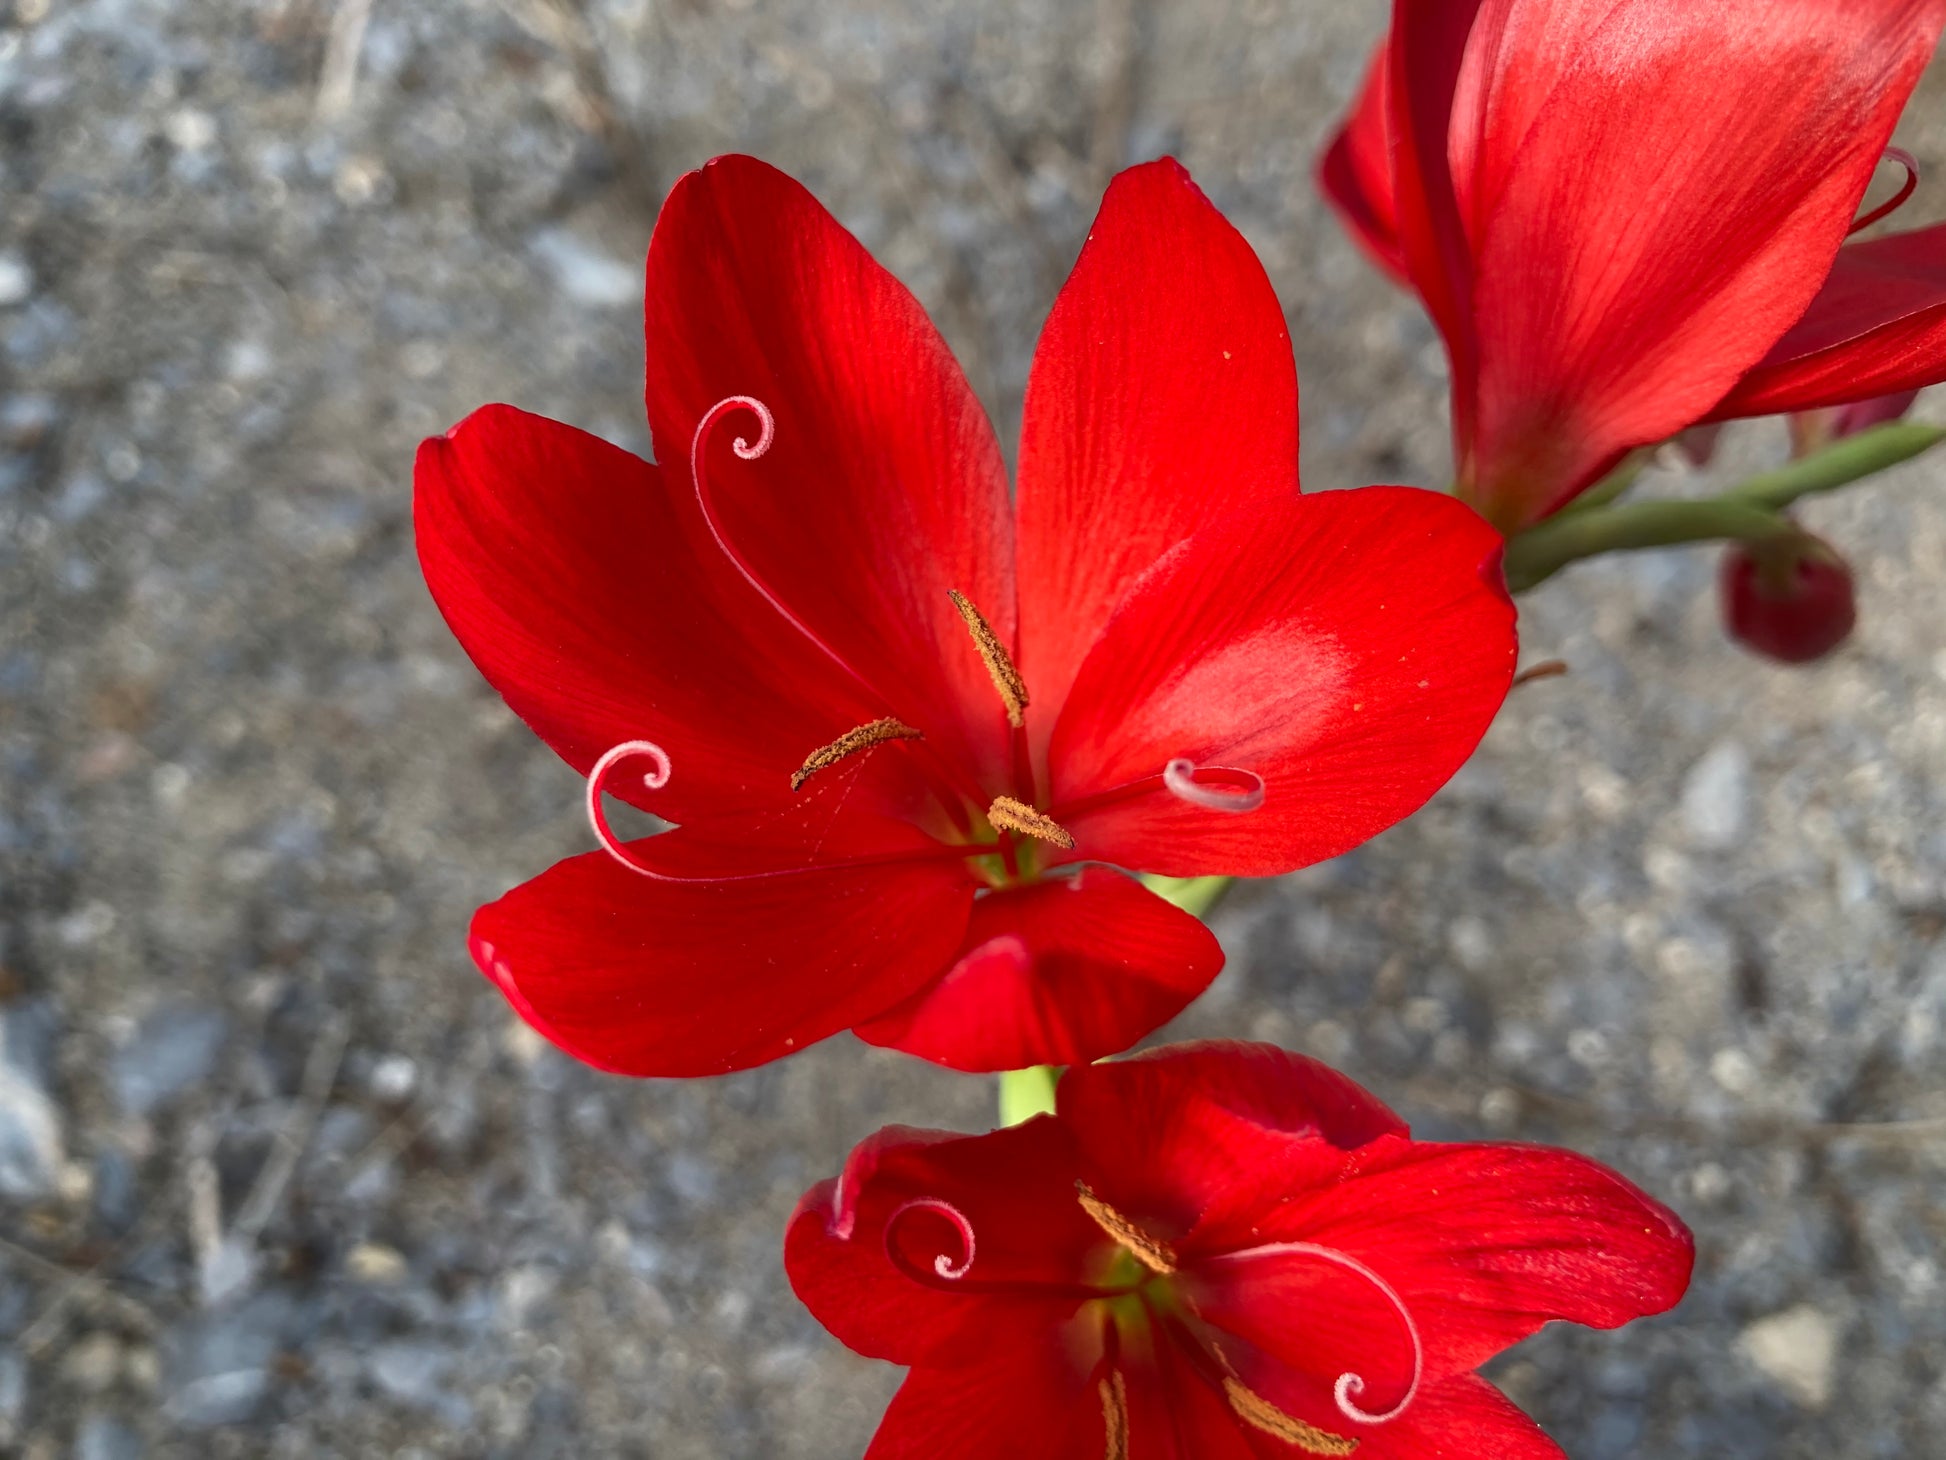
[3,0,1946,1455]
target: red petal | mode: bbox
[1351,1375,1565,1460]
[785,1119,1100,1368]
[642,156,1016,794]
[860,1336,1104,1459]
[1459,0,1946,523]
[1014,159,1300,749]
[1048,490,1515,879]
[852,869,1224,1072]
[1211,1136,1694,1380]
[468,837,973,1076]
[1710,221,1946,419]
[1057,1042,1407,1239]
[1388,0,1487,415]
[415,407,877,823]
[1318,46,1408,282]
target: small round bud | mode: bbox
[1718,531,1856,663]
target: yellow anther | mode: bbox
[949,589,1029,728]
[1222,1378,1359,1457]
[791,717,923,791]
[1076,1184,1176,1274]
[1098,1370,1129,1460]
[987,796,1075,851]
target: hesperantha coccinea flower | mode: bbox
[415,154,1517,1079]
[788,1042,1694,1459]
[1320,0,1946,532]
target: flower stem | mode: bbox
[1502,423,1946,592]
[1138,873,1234,918]
[998,1064,1060,1126]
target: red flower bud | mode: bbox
[1719,531,1857,663]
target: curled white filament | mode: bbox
[1217,1240,1422,1425]
[585,739,673,876]
[1163,758,1266,814]
[885,1197,977,1280]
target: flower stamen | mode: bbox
[1098,1369,1129,1460]
[791,717,924,791]
[1076,1183,1176,1274]
[1221,1377,1359,1457]
[949,589,1029,728]
[988,796,1076,851]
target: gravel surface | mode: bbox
[4,1,1945,1455]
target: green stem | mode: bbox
[1550,448,1649,517]
[998,1064,1060,1125]
[1502,423,1945,592]
[1726,422,1946,511]
[1139,872,1234,918]
[1503,498,1789,593]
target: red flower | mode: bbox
[1321,0,1946,532]
[415,155,1515,1078]
[787,1041,1694,1459]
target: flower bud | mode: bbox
[1718,530,1856,663]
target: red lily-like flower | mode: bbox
[416,155,1515,1078]
[1321,0,1946,532]
[787,1041,1694,1458]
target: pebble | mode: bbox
[165,1370,268,1429]
[110,1005,229,1117]
[367,1053,417,1102]
[1738,1303,1839,1409]
[73,1413,144,1460]
[0,252,31,307]
[0,1011,63,1200]
[344,1242,408,1285]
[1681,741,1752,851]
[529,229,639,308]
[164,1294,294,1428]
[368,1341,453,1409]
[59,1334,124,1395]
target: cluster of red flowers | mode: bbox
[413,1,1946,1453]
[1323,0,1946,659]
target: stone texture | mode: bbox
[3,1,1945,1455]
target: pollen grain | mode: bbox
[1222,1378,1359,1457]
[949,589,1029,728]
[1076,1184,1176,1274]
[791,717,923,791]
[987,796,1076,850]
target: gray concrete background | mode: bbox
[3,0,1945,1454]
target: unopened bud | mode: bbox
[1718,529,1856,664]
